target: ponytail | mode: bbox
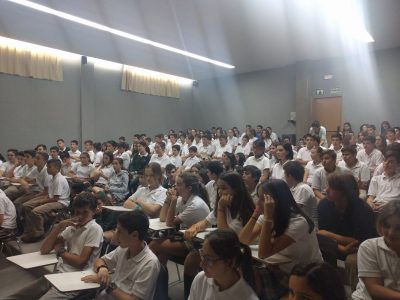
[238,243,256,291]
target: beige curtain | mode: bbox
[121,65,180,99]
[0,45,63,81]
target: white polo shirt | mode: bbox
[205,180,218,210]
[206,208,243,235]
[368,172,400,204]
[227,136,239,148]
[0,190,17,229]
[338,160,370,183]
[291,182,318,227]
[101,245,160,300]
[296,147,312,162]
[68,149,81,160]
[304,161,323,186]
[33,166,50,192]
[214,144,233,158]
[176,195,211,228]
[198,144,215,157]
[115,151,130,170]
[0,161,16,175]
[48,172,70,207]
[189,271,258,300]
[169,155,182,167]
[94,151,103,167]
[357,148,384,173]
[129,185,167,207]
[20,164,39,180]
[244,155,270,172]
[183,156,201,170]
[96,164,114,186]
[353,237,400,300]
[271,160,291,180]
[312,166,349,195]
[72,162,96,179]
[13,164,26,178]
[149,153,171,169]
[59,219,103,273]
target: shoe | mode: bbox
[20,234,44,243]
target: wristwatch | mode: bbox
[106,282,117,294]
[56,247,66,259]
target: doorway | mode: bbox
[311,97,342,144]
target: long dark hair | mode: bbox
[223,151,237,171]
[206,229,256,291]
[178,172,210,207]
[215,172,255,226]
[291,262,346,300]
[262,179,314,237]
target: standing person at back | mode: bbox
[309,121,328,148]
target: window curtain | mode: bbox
[121,65,180,99]
[0,45,63,81]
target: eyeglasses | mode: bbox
[198,249,221,267]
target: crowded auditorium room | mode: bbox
[1,0,400,299]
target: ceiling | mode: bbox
[0,0,400,80]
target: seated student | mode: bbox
[221,152,237,172]
[329,133,344,164]
[60,152,73,176]
[68,140,82,163]
[367,150,400,212]
[49,146,61,161]
[288,262,346,300]
[94,195,118,232]
[128,141,150,193]
[170,144,182,167]
[375,134,387,154]
[0,189,17,238]
[198,133,216,158]
[193,133,203,149]
[84,140,95,163]
[163,164,177,189]
[296,134,317,166]
[91,151,114,187]
[68,152,96,181]
[105,158,129,204]
[303,146,323,187]
[261,128,273,149]
[235,135,252,157]
[188,229,258,300]
[312,149,348,202]
[213,135,233,159]
[338,145,370,199]
[352,200,400,300]
[106,140,117,155]
[387,128,400,145]
[149,173,210,264]
[57,138,70,153]
[114,142,130,170]
[227,128,239,152]
[372,142,400,176]
[242,165,261,205]
[149,141,172,170]
[123,163,167,218]
[0,149,18,177]
[182,146,201,171]
[5,192,103,300]
[283,161,318,227]
[244,139,271,180]
[93,142,104,168]
[357,135,384,175]
[204,161,224,210]
[271,143,294,180]
[81,210,160,300]
[318,173,377,290]
[239,179,322,276]
[267,142,278,166]
[35,144,48,153]
[6,151,26,179]
[4,150,39,201]
[367,124,377,137]
[181,134,196,160]
[21,159,70,243]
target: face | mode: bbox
[221,153,230,166]
[190,166,199,175]
[17,155,25,165]
[269,145,277,155]
[73,206,95,227]
[112,160,121,172]
[217,179,235,197]
[381,215,400,250]
[275,145,286,160]
[117,146,124,154]
[284,173,296,187]
[137,144,146,155]
[305,137,314,148]
[71,142,78,151]
[24,154,35,166]
[188,150,196,158]
[241,138,248,145]
[375,136,382,146]
[34,154,45,167]
[363,141,374,153]
[103,155,111,165]
[154,144,163,155]
[343,123,350,131]
[331,137,341,148]
[170,136,177,144]
[310,148,319,161]
[342,151,356,165]
[106,143,114,152]
[288,275,322,300]
[367,128,375,136]
[387,131,395,141]
[228,130,234,137]
[145,167,158,188]
[253,145,264,158]
[36,146,45,153]
[383,156,399,176]
[219,138,227,147]
[167,168,176,180]
[321,154,336,170]
[57,141,65,149]
[202,137,209,146]
[242,171,255,186]
[46,163,58,176]
[175,176,191,198]
[62,157,71,165]
[362,125,368,132]
[115,223,136,248]
[50,149,58,158]
[199,240,226,279]
[80,155,90,165]
[84,143,92,151]
[172,148,179,156]
[256,126,262,133]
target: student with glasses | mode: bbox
[188,229,258,300]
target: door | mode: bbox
[311,97,342,144]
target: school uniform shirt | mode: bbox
[20,164,39,179]
[183,156,201,170]
[304,160,323,186]
[353,237,400,300]
[108,170,129,201]
[264,138,273,149]
[96,164,114,186]
[115,151,130,170]
[214,144,233,158]
[296,147,312,162]
[13,164,26,178]
[356,148,384,173]
[94,151,103,167]
[309,126,328,148]
[312,166,349,195]
[87,150,95,163]
[169,155,182,167]
[181,143,194,157]
[0,190,17,230]
[257,214,323,274]
[270,132,279,142]
[244,155,270,172]
[61,164,73,176]
[0,161,16,175]
[338,160,370,183]
[228,136,239,149]
[368,172,400,205]
[99,245,160,300]
[270,160,291,180]
[149,153,172,169]
[198,144,216,157]
[32,166,50,192]
[189,271,259,300]
[291,182,318,228]
[72,162,96,179]
[206,208,244,235]
[175,195,210,229]
[48,172,70,207]
[59,219,103,273]
[205,180,218,210]
[129,185,167,208]
[68,149,81,160]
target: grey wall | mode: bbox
[0,59,194,155]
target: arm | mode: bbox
[109,289,141,300]
[313,188,325,202]
[135,199,162,218]
[159,199,170,222]
[239,207,262,245]
[216,195,231,230]
[183,219,210,240]
[40,220,72,254]
[361,277,400,300]
[60,246,96,270]
[303,169,309,183]
[165,195,179,227]
[317,230,357,246]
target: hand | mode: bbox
[184,227,198,240]
[343,240,359,255]
[123,200,136,209]
[53,243,64,252]
[58,217,79,230]
[81,274,101,284]
[166,188,177,202]
[218,194,232,209]
[264,194,275,221]
[373,202,386,213]
[97,268,111,286]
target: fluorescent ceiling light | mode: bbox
[0,36,194,84]
[6,0,235,69]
